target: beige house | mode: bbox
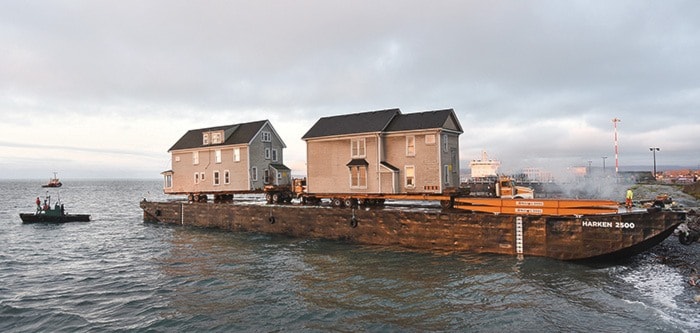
[162,120,291,197]
[302,108,463,195]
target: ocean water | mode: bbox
[1,179,699,332]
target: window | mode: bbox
[164,174,172,188]
[405,166,415,188]
[213,170,220,185]
[193,151,199,165]
[194,172,200,184]
[350,166,367,188]
[215,150,222,164]
[200,172,205,181]
[212,132,222,144]
[264,169,270,184]
[175,156,181,162]
[202,133,210,145]
[251,167,258,181]
[442,134,449,152]
[261,131,272,142]
[425,134,436,145]
[224,170,230,184]
[234,148,241,162]
[406,136,416,156]
[351,138,366,158]
[277,171,282,180]
[265,148,271,160]
[444,165,450,185]
[272,149,278,162]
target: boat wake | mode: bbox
[617,260,700,331]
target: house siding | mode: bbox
[165,146,251,194]
[306,136,379,194]
[383,132,442,193]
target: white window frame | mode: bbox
[164,174,172,188]
[405,165,415,188]
[406,136,416,156]
[261,131,272,142]
[174,156,181,162]
[349,165,368,188]
[233,148,241,162]
[193,151,199,165]
[351,138,366,158]
[200,172,205,181]
[215,149,222,164]
[272,149,278,162]
[213,170,220,185]
[194,172,200,184]
[224,170,230,184]
[251,167,258,181]
[442,134,449,153]
[265,148,271,160]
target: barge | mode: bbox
[140,199,685,261]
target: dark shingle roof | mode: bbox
[302,108,463,140]
[169,120,268,151]
[384,109,463,133]
[301,108,400,139]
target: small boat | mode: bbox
[42,172,62,188]
[20,195,90,223]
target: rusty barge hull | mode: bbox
[140,201,685,261]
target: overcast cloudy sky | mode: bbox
[1,0,699,179]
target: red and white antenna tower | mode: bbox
[612,118,621,174]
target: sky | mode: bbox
[1,0,699,180]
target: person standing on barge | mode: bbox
[625,188,634,210]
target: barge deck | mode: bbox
[140,199,686,261]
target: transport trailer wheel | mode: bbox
[344,198,357,208]
[331,198,345,208]
[265,193,273,204]
[272,193,281,204]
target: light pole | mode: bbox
[602,156,607,174]
[649,147,660,180]
[613,118,620,174]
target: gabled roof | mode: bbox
[301,108,401,140]
[169,120,270,151]
[384,109,463,133]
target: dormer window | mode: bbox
[202,132,210,145]
[212,131,222,144]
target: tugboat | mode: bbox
[41,172,62,188]
[20,194,90,223]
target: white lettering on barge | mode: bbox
[582,221,613,228]
[515,201,544,207]
[582,220,635,229]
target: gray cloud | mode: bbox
[1,0,699,178]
